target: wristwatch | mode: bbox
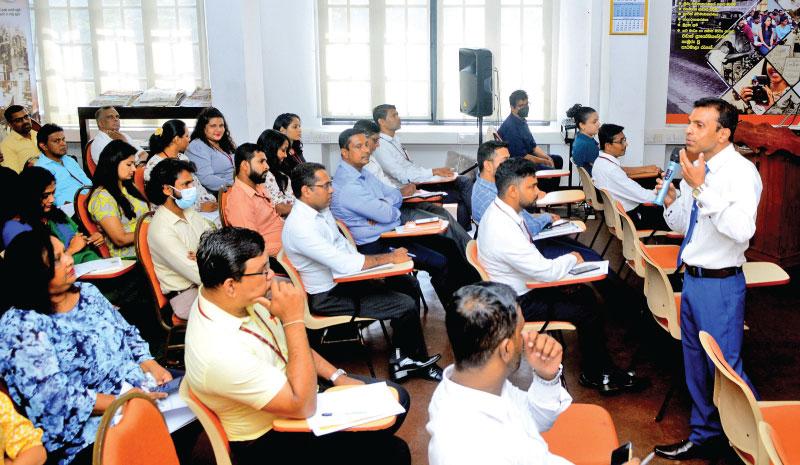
[329,368,347,383]
[691,183,706,200]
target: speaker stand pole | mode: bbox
[478,116,484,144]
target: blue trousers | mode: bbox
[681,272,758,444]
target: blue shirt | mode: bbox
[572,133,600,174]
[186,139,235,193]
[497,113,536,158]
[35,154,91,206]
[0,283,153,465]
[471,177,552,235]
[331,162,402,245]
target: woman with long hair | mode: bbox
[256,129,295,216]
[0,230,171,465]
[88,140,150,258]
[186,107,236,193]
[2,167,103,263]
[741,61,789,113]
[145,119,217,212]
[272,113,305,173]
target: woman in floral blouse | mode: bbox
[256,128,295,216]
[0,391,46,465]
[0,230,171,465]
[88,140,150,258]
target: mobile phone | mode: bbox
[414,217,438,225]
[152,376,182,394]
[568,263,600,275]
[610,442,632,465]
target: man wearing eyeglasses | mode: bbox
[591,124,669,230]
[0,105,39,172]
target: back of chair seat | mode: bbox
[218,185,230,227]
[84,140,97,177]
[179,379,233,465]
[614,200,645,276]
[75,185,112,258]
[577,167,603,210]
[335,219,356,246]
[640,247,681,340]
[465,240,491,281]
[93,391,180,465]
[699,331,762,465]
[597,189,622,238]
[134,213,172,330]
[133,166,147,202]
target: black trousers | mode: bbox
[536,154,565,192]
[308,277,429,359]
[628,204,670,231]
[517,285,612,376]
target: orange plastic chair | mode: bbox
[92,391,180,465]
[134,166,147,202]
[614,200,679,278]
[759,420,798,465]
[84,139,97,177]
[75,186,112,258]
[218,185,230,227]
[134,213,186,364]
[541,404,620,465]
[179,379,233,465]
[699,331,800,465]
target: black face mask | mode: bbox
[518,105,530,118]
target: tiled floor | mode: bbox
[326,217,800,465]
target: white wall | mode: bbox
[201,0,685,176]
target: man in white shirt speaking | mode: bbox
[591,124,669,231]
[654,98,762,461]
[427,282,572,465]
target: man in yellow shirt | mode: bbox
[0,105,39,172]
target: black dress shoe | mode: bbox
[578,372,623,395]
[654,438,724,460]
[610,370,650,393]
[389,354,441,382]
[416,364,443,382]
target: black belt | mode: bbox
[684,265,742,279]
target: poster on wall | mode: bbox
[0,0,38,129]
[667,0,800,125]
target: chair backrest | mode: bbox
[614,200,646,277]
[218,185,230,227]
[274,249,319,327]
[134,212,172,330]
[93,391,180,465]
[465,240,491,281]
[335,219,356,246]
[597,188,622,238]
[759,421,791,465]
[75,185,112,258]
[84,139,98,177]
[134,166,147,202]
[179,379,233,465]
[577,167,603,211]
[699,331,764,465]
[640,246,681,340]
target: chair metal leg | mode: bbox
[600,235,613,258]
[358,328,376,378]
[655,378,678,422]
[588,219,603,249]
[379,320,392,346]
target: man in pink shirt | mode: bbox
[224,143,284,256]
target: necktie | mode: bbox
[676,166,709,267]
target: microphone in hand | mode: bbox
[654,147,681,206]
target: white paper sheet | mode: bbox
[332,263,395,279]
[531,221,583,240]
[305,382,406,436]
[73,257,124,277]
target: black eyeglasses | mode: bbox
[612,137,628,145]
[241,268,270,278]
[310,181,333,190]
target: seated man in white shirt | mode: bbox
[91,106,147,164]
[478,158,648,395]
[427,282,572,465]
[592,124,669,231]
[372,104,474,230]
[282,162,443,382]
[145,158,214,319]
[185,227,411,465]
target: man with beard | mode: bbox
[1,105,39,172]
[224,143,285,257]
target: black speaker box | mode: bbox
[459,48,493,117]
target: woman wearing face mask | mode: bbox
[145,158,214,320]
[568,104,602,173]
[145,120,218,215]
[272,113,305,174]
[89,140,150,258]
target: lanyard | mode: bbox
[383,135,411,161]
[197,300,287,365]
